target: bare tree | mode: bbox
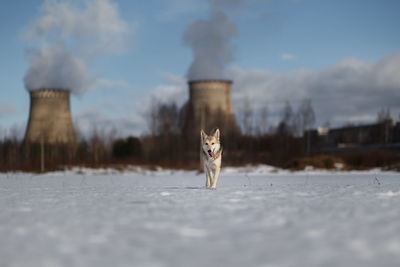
[296,98,316,136]
[147,98,180,136]
[295,99,316,155]
[277,101,295,136]
[147,97,159,136]
[256,106,269,136]
[376,108,392,144]
[156,102,180,135]
[239,97,254,136]
[376,107,391,123]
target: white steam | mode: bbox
[24,46,93,93]
[183,11,237,80]
[24,0,133,95]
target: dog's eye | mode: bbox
[205,143,208,145]
[212,143,214,145]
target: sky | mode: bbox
[0,0,399,139]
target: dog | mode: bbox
[200,128,223,189]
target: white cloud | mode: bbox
[72,72,188,138]
[331,114,376,125]
[228,52,400,127]
[74,52,400,137]
[151,73,187,106]
[281,53,296,61]
[96,79,130,90]
[74,108,146,138]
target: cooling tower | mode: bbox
[184,80,238,138]
[24,89,77,144]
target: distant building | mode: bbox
[307,120,400,152]
[182,80,239,140]
[25,89,77,144]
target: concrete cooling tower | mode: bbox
[24,89,77,144]
[184,80,237,138]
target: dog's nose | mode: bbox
[208,150,211,153]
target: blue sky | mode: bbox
[1,0,400,138]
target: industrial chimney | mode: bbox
[24,89,77,144]
[183,80,238,141]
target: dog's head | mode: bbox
[200,128,220,158]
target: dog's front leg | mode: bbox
[210,166,220,189]
[205,166,212,188]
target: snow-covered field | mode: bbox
[1,166,400,267]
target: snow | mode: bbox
[1,166,400,267]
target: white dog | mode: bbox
[200,128,222,189]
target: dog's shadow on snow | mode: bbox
[185,186,204,190]
[163,186,204,190]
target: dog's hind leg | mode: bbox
[210,166,220,189]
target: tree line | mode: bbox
[1,101,399,172]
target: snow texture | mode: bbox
[1,166,400,267]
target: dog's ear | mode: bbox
[200,129,206,141]
[213,128,220,141]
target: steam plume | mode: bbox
[24,0,132,95]
[183,11,237,80]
